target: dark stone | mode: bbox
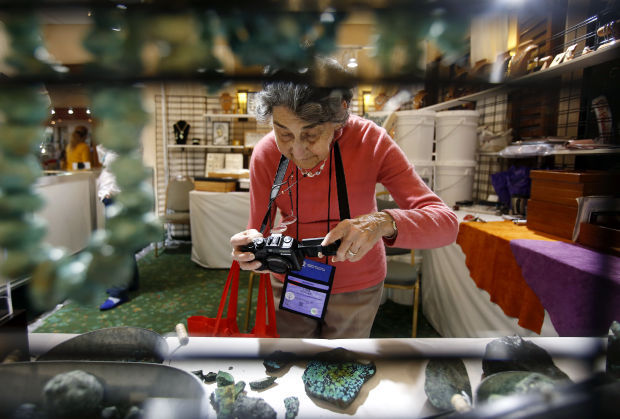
[263,350,297,373]
[101,406,120,419]
[284,396,299,419]
[216,370,235,387]
[424,358,472,411]
[482,336,570,381]
[301,348,376,409]
[12,403,43,419]
[42,370,104,419]
[123,406,142,419]
[204,371,218,383]
[232,394,277,419]
[191,370,205,381]
[249,376,277,391]
[607,321,620,379]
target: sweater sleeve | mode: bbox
[375,128,459,249]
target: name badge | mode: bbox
[279,259,335,321]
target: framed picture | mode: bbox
[244,131,264,148]
[247,92,258,116]
[212,121,230,145]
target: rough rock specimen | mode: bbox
[216,370,235,387]
[210,376,277,419]
[249,376,277,391]
[302,348,376,409]
[204,371,218,383]
[100,405,120,419]
[210,384,237,419]
[42,370,104,418]
[284,396,300,419]
[232,394,277,419]
[607,321,620,379]
[482,335,570,381]
[424,358,472,411]
[263,350,297,373]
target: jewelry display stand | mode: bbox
[173,120,191,144]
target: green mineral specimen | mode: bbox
[284,396,299,419]
[210,384,236,419]
[263,350,297,373]
[249,376,277,391]
[216,370,235,387]
[302,348,376,409]
[482,336,570,381]
[234,381,246,399]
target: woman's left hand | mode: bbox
[321,211,396,262]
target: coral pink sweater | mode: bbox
[248,114,458,293]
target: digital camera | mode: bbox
[241,234,340,274]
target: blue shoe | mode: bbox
[99,296,127,311]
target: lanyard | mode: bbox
[259,140,350,235]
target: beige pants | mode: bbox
[271,277,384,338]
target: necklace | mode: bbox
[173,121,190,140]
[300,157,328,177]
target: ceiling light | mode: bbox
[68,108,74,115]
[347,58,358,68]
[86,108,91,115]
[50,109,55,115]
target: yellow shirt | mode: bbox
[65,142,92,170]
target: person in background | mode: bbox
[64,125,93,171]
[230,57,459,338]
[96,144,140,310]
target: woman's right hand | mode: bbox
[230,229,265,271]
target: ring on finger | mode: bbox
[347,249,357,257]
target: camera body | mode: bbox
[241,234,340,274]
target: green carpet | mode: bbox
[32,244,440,338]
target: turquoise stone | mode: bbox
[0,154,42,191]
[0,124,45,156]
[94,120,144,153]
[0,188,45,217]
[302,348,376,409]
[110,155,151,188]
[216,371,235,387]
[249,376,277,391]
[284,396,299,419]
[0,215,47,249]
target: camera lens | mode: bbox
[265,256,292,274]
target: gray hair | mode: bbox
[255,57,354,125]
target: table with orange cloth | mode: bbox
[456,220,567,334]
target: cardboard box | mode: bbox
[194,177,237,192]
[529,170,617,207]
[526,199,577,239]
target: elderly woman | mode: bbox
[231,58,458,338]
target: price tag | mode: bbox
[279,259,335,321]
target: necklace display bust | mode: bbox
[173,120,190,144]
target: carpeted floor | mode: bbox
[31,244,440,338]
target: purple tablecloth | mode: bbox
[510,239,620,336]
